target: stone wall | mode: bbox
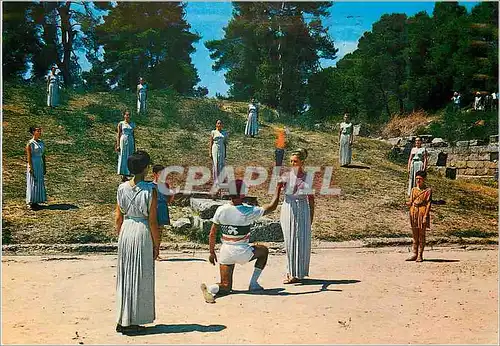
[171,197,283,243]
[387,135,498,178]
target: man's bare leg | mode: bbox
[249,244,269,291]
[201,264,235,303]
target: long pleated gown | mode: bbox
[280,171,312,279]
[116,181,155,327]
[245,103,259,136]
[211,129,228,185]
[47,74,59,107]
[339,122,353,166]
[26,139,47,204]
[117,121,135,176]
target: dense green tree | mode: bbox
[206,1,337,116]
[307,1,498,122]
[29,1,111,85]
[403,11,435,111]
[2,2,41,80]
[96,2,200,93]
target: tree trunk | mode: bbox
[56,2,73,85]
[379,84,391,117]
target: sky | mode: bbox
[184,1,480,97]
[73,1,480,96]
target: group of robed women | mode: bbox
[26,83,431,333]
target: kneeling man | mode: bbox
[201,179,283,303]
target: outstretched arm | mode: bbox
[262,183,284,215]
[208,224,219,265]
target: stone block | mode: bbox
[447,153,456,162]
[486,161,498,169]
[455,161,467,168]
[457,168,467,175]
[249,218,284,242]
[465,168,476,175]
[488,168,497,176]
[419,135,433,143]
[172,218,191,233]
[469,146,486,153]
[431,137,448,147]
[467,161,485,168]
[456,140,469,148]
[430,166,446,177]
[171,191,213,207]
[388,137,402,146]
[191,216,213,233]
[468,153,479,160]
[475,168,488,175]
[486,144,499,153]
[468,139,484,146]
[190,198,231,219]
[478,152,491,161]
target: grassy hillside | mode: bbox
[2,83,498,245]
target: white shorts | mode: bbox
[219,243,255,265]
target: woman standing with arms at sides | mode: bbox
[116,110,136,182]
[115,150,159,334]
[280,148,314,284]
[26,126,47,210]
[406,170,432,262]
[137,77,148,114]
[338,113,353,167]
[245,98,259,137]
[407,137,428,196]
[46,66,59,108]
[210,119,228,187]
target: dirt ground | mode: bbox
[2,246,498,344]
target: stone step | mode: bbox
[171,191,259,208]
[189,216,283,243]
[190,198,231,219]
[171,191,213,207]
[250,218,283,242]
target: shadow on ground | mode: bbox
[344,164,371,170]
[158,258,207,262]
[229,278,361,297]
[39,204,79,211]
[124,324,226,336]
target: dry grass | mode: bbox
[381,110,439,138]
[2,83,498,245]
